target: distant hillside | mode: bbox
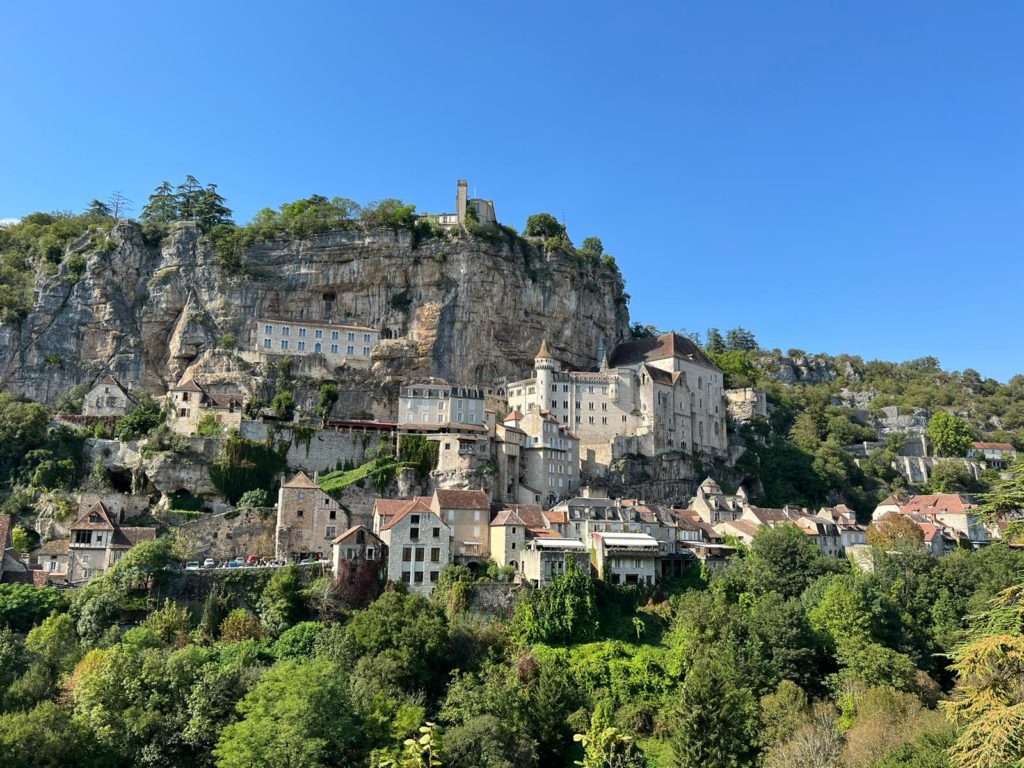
[697,332,1024,512]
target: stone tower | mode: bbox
[534,339,557,404]
[456,179,468,224]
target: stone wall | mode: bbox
[239,420,387,474]
[175,507,277,561]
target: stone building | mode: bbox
[330,525,385,574]
[488,509,528,572]
[399,382,486,429]
[422,179,498,228]
[505,405,580,508]
[254,318,380,369]
[275,472,349,561]
[520,538,591,586]
[493,418,525,504]
[167,378,244,436]
[66,502,156,584]
[82,375,134,417]
[504,334,727,474]
[377,499,451,595]
[430,489,492,565]
[592,531,660,586]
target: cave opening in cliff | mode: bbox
[106,468,134,494]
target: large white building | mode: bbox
[254,318,380,369]
[398,383,487,429]
[505,334,727,473]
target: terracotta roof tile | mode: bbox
[433,489,489,510]
[609,332,719,372]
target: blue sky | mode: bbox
[1,2,1021,380]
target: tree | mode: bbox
[976,457,1024,534]
[512,557,598,644]
[579,236,604,257]
[445,714,535,768]
[867,514,925,551]
[706,328,726,354]
[107,190,133,220]
[574,707,646,768]
[85,199,111,217]
[725,327,758,352]
[669,652,759,768]
[213,658,361,768]
[220,609,263,642]
[114,392,163,440]
[194,184,233,230]
[0,394,50,489]
[176,175,204,221]
[926,412,973,457]
[943,584,1024,768]
[316,383,339,424]
[236,488,271,509]
[259,565,306,635]
[141,181,179,223]
[524,212,566,239]
[764,703,843,768]
[747,523,831,599]
[0,701,106,768]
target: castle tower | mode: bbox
[534,339,557,407]
[456,179,468,224]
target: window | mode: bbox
[551,384,557,392]
[74,530,92,544]
[363,333,371,342]
[430,547,440,562]
[415,548,425,562]
[264,324,272,335]
[402,547,412,562]
[297,510,304,517]
[347,345,354,354]
[363,346,370,355]
[314,342,321,353]
[588,416,594,424]
[414,572,424,583]
[602,417,607,424]
[331,344,338,353]
[331,330,339,340]
[281,339,289,350]
[329,510,336,520]
[282,326,290,336]
[432,527,440,538]
[410,527,419,540]
[315,329,322,338]
[429,570,439,582]
[297,341,305,351]
[347,332,355,341]
[263,338,271,348]
[401,571,411,583]
[589,402,594,410]
[298,327,306,337]
[298,492,305,500]
[81,553,91,564]
[326,525,336,539]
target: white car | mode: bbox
[185,561,200,571]
[202,558,215,569]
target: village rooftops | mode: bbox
[433,489,490,510]
[901,493,976,516]
[283,471,321,489]
[971,442,1016,451]
[608,332,720,372]
[528,537,588,550]
[594,532,661,549]
[379,499,435,531]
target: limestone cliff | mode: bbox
[0,221,630,405]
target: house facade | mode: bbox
[82,375,134,417]
[377,500,451,596]
[330,525,385,574]
[167,378,243,436]
[66,503,156,584]
[275,472,349,561]
[505,406,580,508]
[254,318,380,369]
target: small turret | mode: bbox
[534,340,557,406]
[456,180,468,224]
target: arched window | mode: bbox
[314,342,322,353]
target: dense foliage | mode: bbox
[0,526,1020,767]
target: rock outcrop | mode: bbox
[1,221,631,405]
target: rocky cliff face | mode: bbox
[0,221,630,405]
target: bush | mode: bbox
[237,488,271,509]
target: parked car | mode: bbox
[227,559,243,568]
[245,555,259,566]
[185,561,200,571]
[202,558,215,569]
